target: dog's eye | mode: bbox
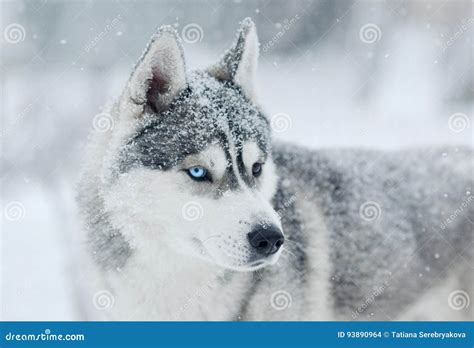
[187,166,211,182]
[252,162,263,177]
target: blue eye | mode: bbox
[187,166,210,182]
[252,162,263,177]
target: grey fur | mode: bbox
[272,143,473,319]
[119,72,269,176]
[77,19,473,321]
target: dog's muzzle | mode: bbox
[247,224,284,256]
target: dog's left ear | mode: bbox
[126,26,187,114]
[207,18,259,101]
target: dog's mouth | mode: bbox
[211,258,271,272]
[190,237,280,272]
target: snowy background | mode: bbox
[1,0,472,320]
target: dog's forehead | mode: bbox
[180,71,269,144]
[182,144,228,174]
[120,72,270,172]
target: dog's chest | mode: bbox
[103,254,250,320]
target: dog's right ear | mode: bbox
[207,18,259,101]
[126,26,186,114]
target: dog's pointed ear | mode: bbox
[126,26,186,113]
[207,18,259,100]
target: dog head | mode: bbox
[102,18,283,271]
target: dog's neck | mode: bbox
[104,242,245,320]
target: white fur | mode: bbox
[233,22,259,101]
[80,140,282,320]
[78,20,472,322]
[207,18,259,102]
[296,198,333,320]
[128,29,186,110]
[103,145,281,272]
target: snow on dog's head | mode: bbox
[101,19,284,271]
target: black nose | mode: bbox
[247,224,284,255]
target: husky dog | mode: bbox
[77,18,473,321]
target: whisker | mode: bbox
[284,238,304,247]
[281,248,297,259]
[201,234,222,244]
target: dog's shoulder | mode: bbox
[272,142,472,319]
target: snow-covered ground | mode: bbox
[1,0,472,320]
